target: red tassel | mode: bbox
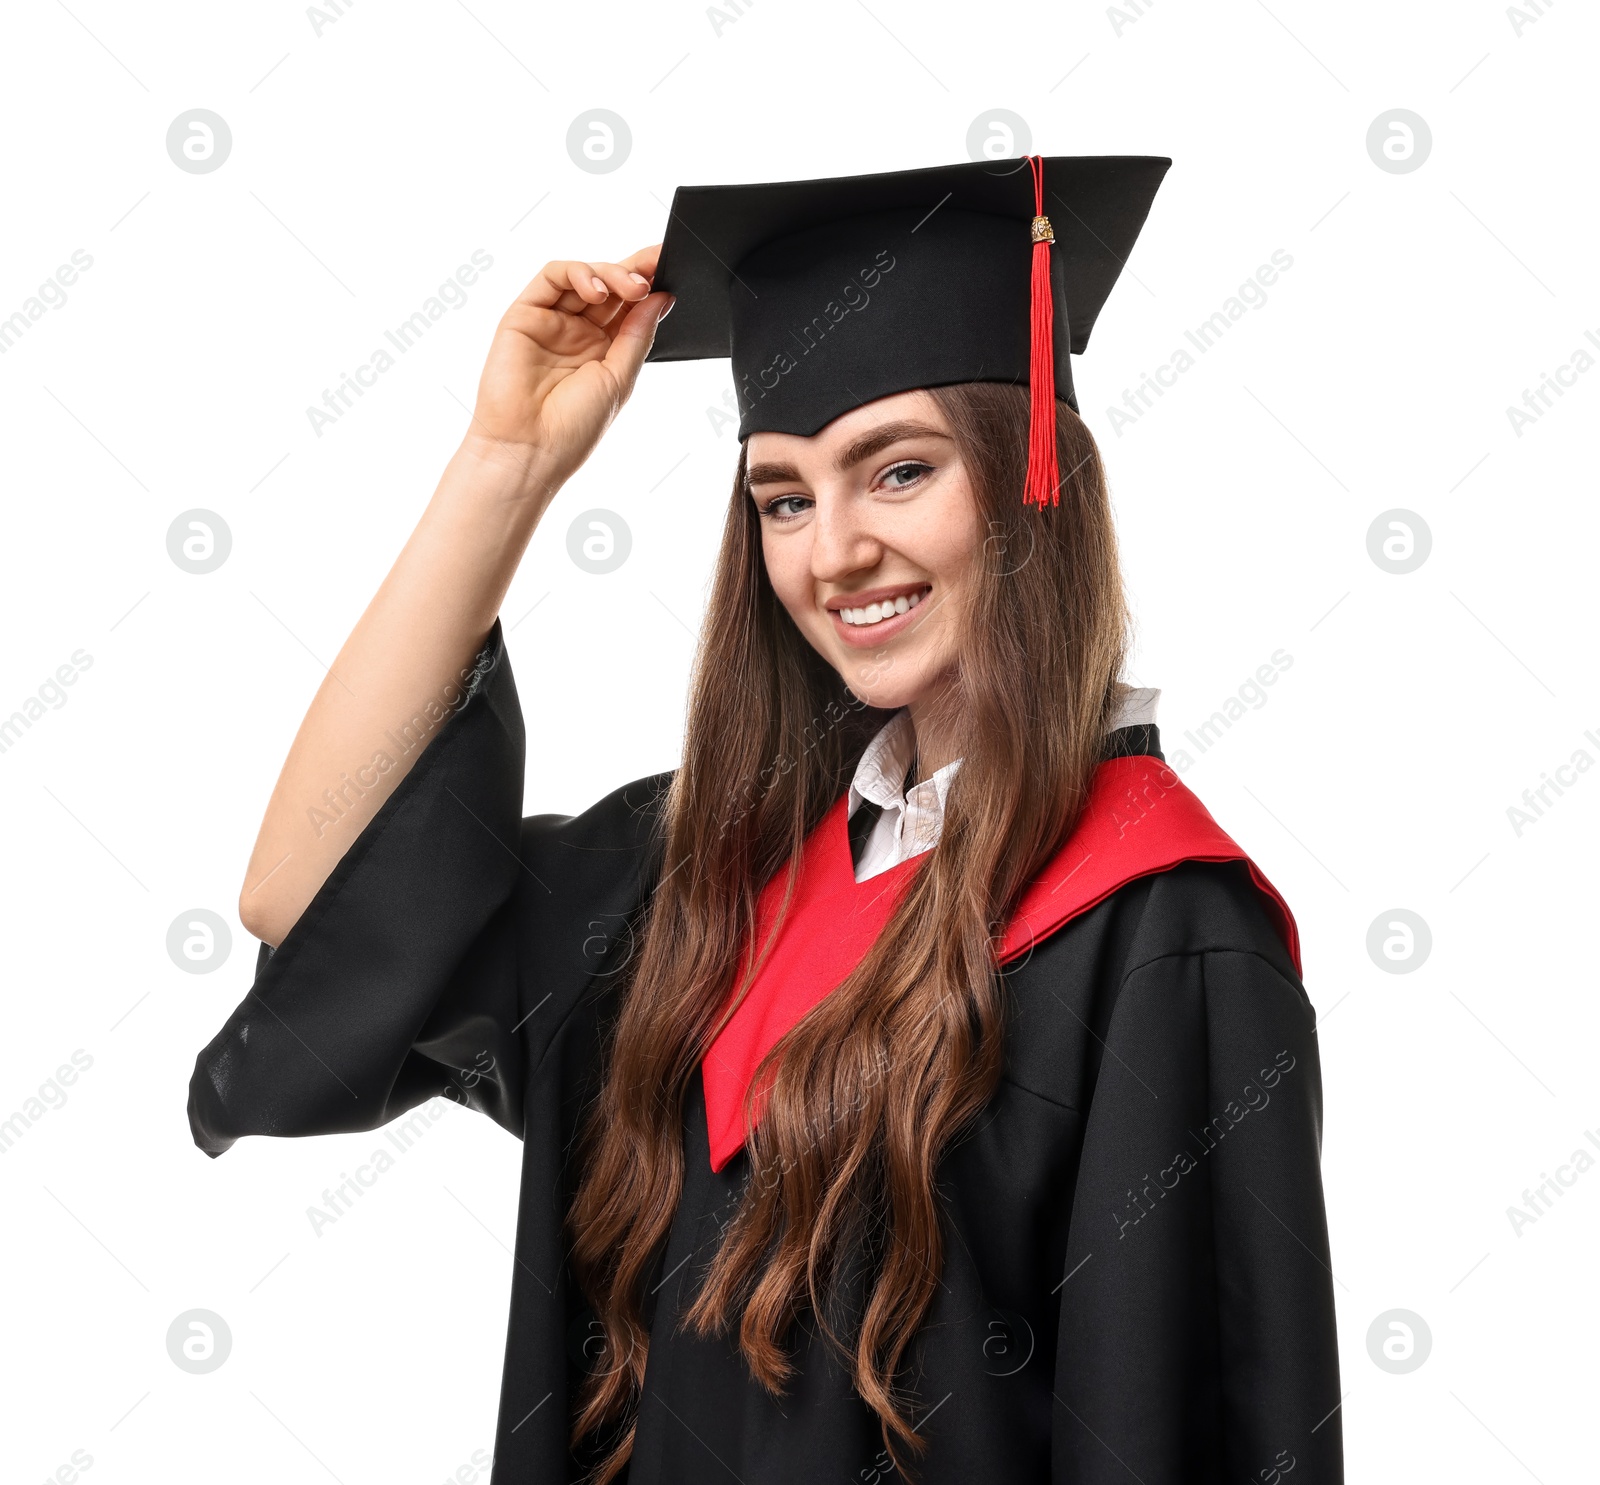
[1022,154,1060,509]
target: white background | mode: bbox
[1,1,1595,1481]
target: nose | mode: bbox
[808,485,881,585]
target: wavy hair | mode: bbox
[565,382,1130,1481]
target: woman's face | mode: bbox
[746,389,983,715]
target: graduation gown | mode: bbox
[188,619,1343,1484]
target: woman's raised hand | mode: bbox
[467,244,672,494]
[239,246,671,947]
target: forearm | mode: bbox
[239,434,558,947]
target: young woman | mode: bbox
[190,159,1342,1485]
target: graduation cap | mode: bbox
[646,154,1171,506]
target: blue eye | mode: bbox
[759,495,811,521]
[881,461,931,489]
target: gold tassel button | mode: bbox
[1030,214,1055,244]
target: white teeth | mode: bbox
[837,588,928,626]
[832,592,934,627]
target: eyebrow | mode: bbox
[745,420,953,490]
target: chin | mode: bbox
[837,662,936,713]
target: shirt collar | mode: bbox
[846,687,1163,821]
[847,709,963,820]
[1111,684,1161,729]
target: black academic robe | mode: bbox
[188,619,1342,1485]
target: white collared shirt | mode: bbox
[846,685,1161,883]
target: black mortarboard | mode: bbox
[646,154,1170,505]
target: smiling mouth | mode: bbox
[832,584,931,628]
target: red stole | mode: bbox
[700,754,1301,1175]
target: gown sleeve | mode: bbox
[1053,934,1343,1484]
[187,617,528,1157]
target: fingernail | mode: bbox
[657,296,675,321]
[628,272,649,286]
[591,275,607,294]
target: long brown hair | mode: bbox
[565,382,1130,1480]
